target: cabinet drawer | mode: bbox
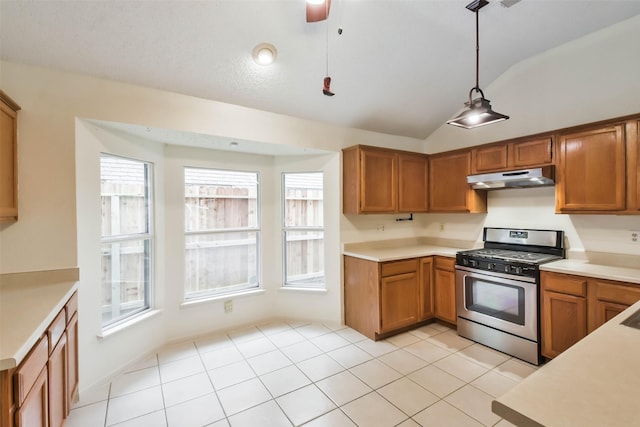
[66,291,78,324]
[47,309,67,354]
[381,259,417,277]
[594,280,640,306]
[15,336,48,406]
[435,257,456,272]
[542,272,587,297]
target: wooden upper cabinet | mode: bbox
[429,150,486,213]
[509,137,553,168]
[471,144,508,173]
[627,120,640,212]
[360,148,397,213]
[398,152,428,213]
[0,91,21,223]
[343,145,428,214]
[556,124,626,212]
[471,137,553,174]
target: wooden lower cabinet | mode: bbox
[380,271,419,333]
[541,271,640,358]
[418,257,435,320]
[48,334,67,427]
[15,368,48,427]
[541,290,587,359]
[65,312,79,415]
[434,257,457,324]
[344,255,446,340]
[0,292,78,427]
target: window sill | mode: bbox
[278,286,328,294]
[180,288,266,308]
[98,309,163,340]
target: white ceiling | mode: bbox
[2,0,640,141]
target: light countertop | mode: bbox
[541,259,640,285]
[344,239,640,284]
[493,298,640,427]
[0,268,78,370]
[342,237,474,262]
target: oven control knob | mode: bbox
[510,266,522,274]
[487,263,496,270]
[469,259,477,267]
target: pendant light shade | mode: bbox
[447,0,509,129]
[447,88,509,129]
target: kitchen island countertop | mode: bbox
[493,297,640,427]
[0,269,78,370]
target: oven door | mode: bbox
[455,266,537,341]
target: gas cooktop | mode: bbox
[458,248,562,265]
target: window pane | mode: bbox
[284,230,325,286]
[283,172,324,288]
[101,156,150,237]
[283,172,323,227]
[101,239,151,325]
[185,168,258,232]
[185,231,258,298]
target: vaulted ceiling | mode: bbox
[2,1,640,140]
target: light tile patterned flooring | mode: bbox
[67,320,537,427]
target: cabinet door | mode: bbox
[627,120,640,212]
[398,153,428,213]
[15,368,48,427]
[541,291,587,359]
[0,99,18,222]
[509,137,553,168]
[557,125,626,212]
[48,335,67,427]
[66,313,79,415]
[591,278,640,331]
[418,257,434,320]
[471,144,508,173]
[434,267,456,324]
[595,300,629,328]
[429,151,486,213]
[360,148,397,213]
[380,272,419,333]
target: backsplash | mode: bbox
[343,186,640,257]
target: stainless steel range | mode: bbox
[455,227,564,365]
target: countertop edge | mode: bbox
[491,400,544,427]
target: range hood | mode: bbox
[467,166,555,189]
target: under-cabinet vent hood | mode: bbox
[467,166,555,190]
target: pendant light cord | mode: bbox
[475,8,480,92]
[326,15,329,75]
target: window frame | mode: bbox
[100,153,154,330]
[282,171,325,289]
[183,166,261,301]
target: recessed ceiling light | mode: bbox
[252,43,277,66]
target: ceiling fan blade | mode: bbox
[306,0,331,22]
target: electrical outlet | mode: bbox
[224,300,233,313]
[377,224,385,232]
[631,231,640,244]
[439,223,445,231]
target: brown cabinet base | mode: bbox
[344,255,453,341]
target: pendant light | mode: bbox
[447,0,509,129]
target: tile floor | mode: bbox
[67,320,537,427]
